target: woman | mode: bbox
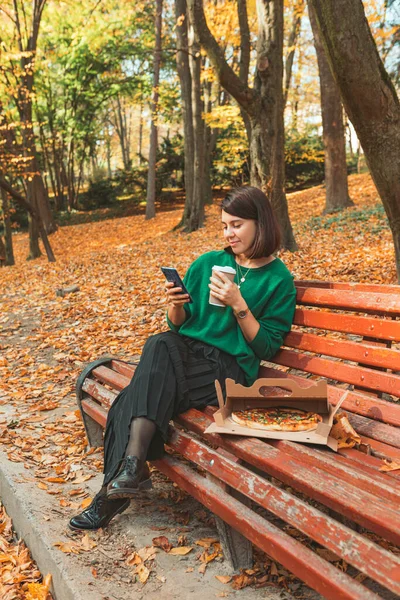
[69,186,296,531]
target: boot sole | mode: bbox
[106,477,153,499]
[68,499,130,531]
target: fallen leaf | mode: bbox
[270,563,278,576]
[126,552,142,566]
[379,459,400,472]
[198,562,207,574]
[152,536,172,552]
[215,575,232,584]
[137,546,157,562]
[316,548,339,562]
[195,537,219,548]
[81,497,92,509]
[54,541,81,554]
[81,534,97,551]
[135,563,150,584]
[330,412,361,448]
[231,573,254,589]
[168,546,193,555]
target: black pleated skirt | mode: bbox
[102,331,247,485]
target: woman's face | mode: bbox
[221,210,257,256]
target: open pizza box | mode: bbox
[205,378,348,451]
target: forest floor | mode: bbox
[0,172,397,600]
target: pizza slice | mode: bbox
[230,407,322,432]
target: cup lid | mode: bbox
[212,265,236,274]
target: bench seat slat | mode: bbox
[203,408,400,503]
[92,365,130,391]
[155,456,381,600]
[81,398,107,428]
[339,446,400,481]
[285,330,400,371]
[296,287,400,314]
[82,379,117,407]
[293,308,400,342]
[166,427,400,596]
[273,349,400,397]
[176,409,400,545]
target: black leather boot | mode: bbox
[69,491,130,531]
[106,456,152,499]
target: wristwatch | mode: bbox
[234,307,250,319]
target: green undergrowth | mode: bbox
[304,204,388,235]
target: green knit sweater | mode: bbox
[166,250,296,385]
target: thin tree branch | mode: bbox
[187,0,256,114]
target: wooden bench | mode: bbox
[76,280,400,600]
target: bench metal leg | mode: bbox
[82,413,105,448]
[76,356,118,448]
[207,448,253,571]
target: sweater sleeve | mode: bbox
[248,279,296,361]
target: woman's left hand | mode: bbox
[208,271,243,310]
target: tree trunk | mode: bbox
[284,0,305,108]
[27,210,41,260]
[251,1,297,249]
[308,1,353,213]
[0,188,15,266]
[309,0,400,280]
[188,0,297,250]
[0,176,55,262]
[187,25,206,230]
[146,0,163,220]
[175,0,196,226]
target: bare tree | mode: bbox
[0,188,15,266]
[309,0,400,280]
[0,175,55,262]
[146,0,163,220]
[284,0,305,108]
[187,0,297,250]
[5,0,57,259]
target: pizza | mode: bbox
[230,407,322,432]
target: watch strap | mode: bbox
[234,307,250,319]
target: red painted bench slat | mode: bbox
[295,280,400,293]
[154,457,382,600]
[273,349,400,397]
[176,409,400,545]
[296,287,400,314]
[285,330,400,371]
[167,427,400,595]
[293,308,400,341]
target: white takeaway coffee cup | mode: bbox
[209,265,236,307]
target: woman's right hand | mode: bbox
[165,281,190,307]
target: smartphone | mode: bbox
[161,267,193,303]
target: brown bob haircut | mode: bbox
[221,186,281,258]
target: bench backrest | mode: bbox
[258,280,400,431]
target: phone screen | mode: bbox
[161,267,193,303]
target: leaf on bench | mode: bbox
[330,411,361,448]
[379,459,400,472]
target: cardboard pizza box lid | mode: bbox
[209,378,348,450]
[217,378,329,414]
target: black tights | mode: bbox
[125,417,156,460]
[101,417,156,494]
